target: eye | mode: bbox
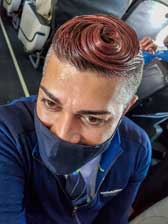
[81,115,105,126]
[41,98,60,111]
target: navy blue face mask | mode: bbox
[34,110,121,175]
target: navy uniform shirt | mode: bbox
[0,96,151,224]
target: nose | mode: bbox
[51,112,81,144]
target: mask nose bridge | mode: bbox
[52,112,81,144]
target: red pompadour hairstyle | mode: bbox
[52,14,143,77]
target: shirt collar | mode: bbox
[96,129,123,189]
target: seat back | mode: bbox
[18,1,50,52]
[137,60,168,100]
[36,0,53,22]
[3,0,22,14]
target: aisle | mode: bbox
[0,16,24,104]
[0,13,41,104]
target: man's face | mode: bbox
[36,53,136,145]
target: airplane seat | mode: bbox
[36,0,53,22]
[2,0,23,29]
[128,59,168,144]
[18,0,51,68]
[125,0,168,143]
[124,0,168,40]
[129,196,168,224]
[2,0,22,14]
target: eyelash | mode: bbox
[41,98,107,126]
[80,115,105,126]
[41,98,60,111]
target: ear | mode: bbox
[123,95,138,115]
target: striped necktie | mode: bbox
[65,171,88,206]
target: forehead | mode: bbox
[41,54,124,110]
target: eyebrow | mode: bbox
[40,85,62,106]
[40,85,112,115]
[77,110,111,115]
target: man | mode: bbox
[140,33,168,53]
[0,15,151,224]
[140,36,158,53]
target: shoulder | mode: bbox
[119,116,152,179]
[119,116,152,167]
[0,96,36,140]
[119,116,151,149]
[0,96,37,174]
